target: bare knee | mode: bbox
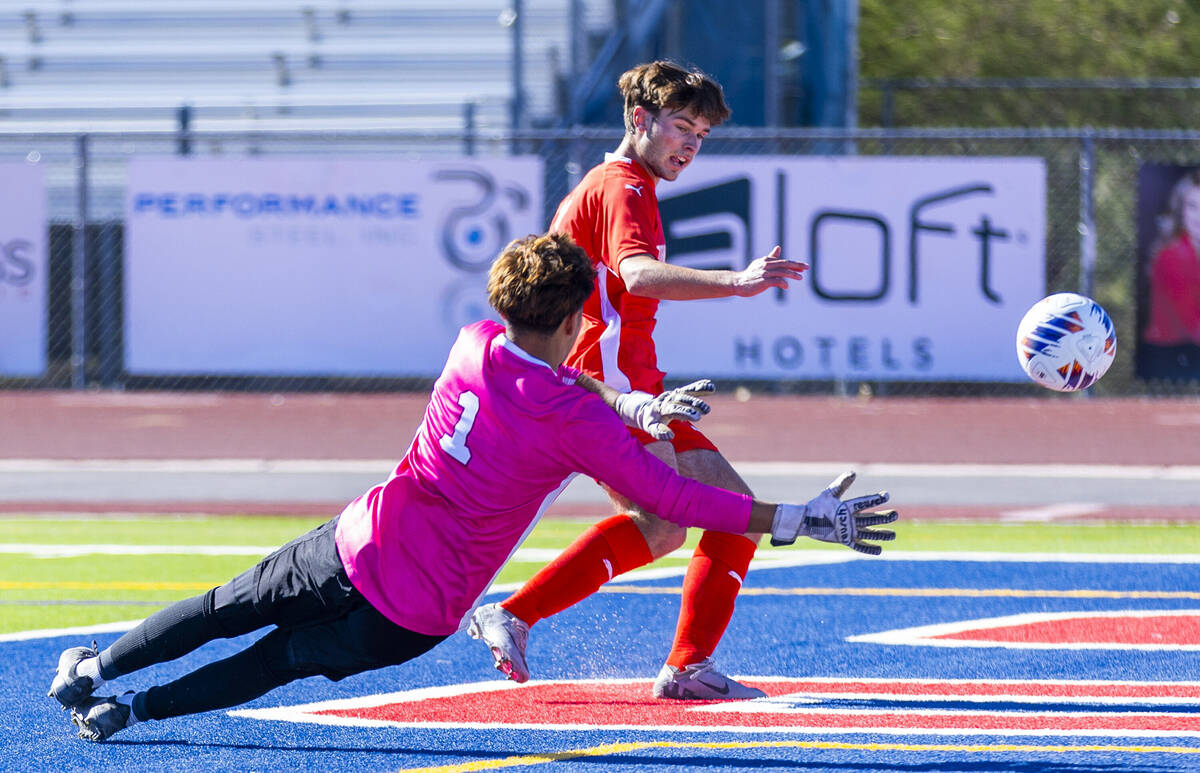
[628,511,687,558]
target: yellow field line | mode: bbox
[0,580,213,591]
[600,585,1200,600]
[397,739,1200,772]
[398,742,650,773]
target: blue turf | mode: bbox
[5,559,1200,772]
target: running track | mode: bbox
[1,392,1198,519]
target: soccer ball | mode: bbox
[1016,293,1116,392]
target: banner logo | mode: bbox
[435,167,534,272]
[660,177,752,271]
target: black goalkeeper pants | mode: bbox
[95,517,447,721]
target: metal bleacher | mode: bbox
[0,0,596,133]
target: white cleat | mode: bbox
[467,603,530,683]
[652,657,766,700]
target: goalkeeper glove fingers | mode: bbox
[770,471,897,555]
[614,380,714,441]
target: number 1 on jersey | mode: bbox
[439,390,480,465]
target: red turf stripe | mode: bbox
[936,614,1200,646]
[313,680,1200,733]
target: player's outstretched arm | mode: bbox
[729,245,810,297]
[619,246,808,301]
[577,375,714,440]
[749,471,898,555]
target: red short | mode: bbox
[627,419,719,454]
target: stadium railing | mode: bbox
[0,0,584,131]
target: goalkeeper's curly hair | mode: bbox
[618,60,731,135]
[488,233,595,335]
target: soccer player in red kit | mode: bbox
[470,60,811,699]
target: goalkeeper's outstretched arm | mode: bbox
[575,378,897,555]
[749,472,898,556]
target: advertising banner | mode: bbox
[0,162,47,376]
[653,157,1046,381]
[125,157,542,375]
[1135,163,1200,381]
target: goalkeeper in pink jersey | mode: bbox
[52,233,895,742]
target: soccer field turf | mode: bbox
[3,516,1199,635]
[11,515,1200,773]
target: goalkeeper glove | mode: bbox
[614,380,715,441]
[770,471,897,555]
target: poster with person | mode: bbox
[1137,163,1200,381]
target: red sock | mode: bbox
[666,530,757,669]
[502,514,653,627]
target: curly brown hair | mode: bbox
[488,233,595,334]
[617,60,731,134]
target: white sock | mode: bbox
[76,656,106,690]
[114,691,143,725]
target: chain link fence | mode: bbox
[1,126,1197,396]
[861,79,1200,130]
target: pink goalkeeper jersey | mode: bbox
[335,320,752,636]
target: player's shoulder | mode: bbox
[596,159,654,205]
[458,319,504,348]
[438,321,502,387]
[600,155,647,183]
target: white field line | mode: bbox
[226,674,1200,719]
[8,550,1200,642]
[221,715,1200,740]
[8,549,1197,644]
[1,459,1199,481]
[228,678,1200,739]
[0,619,144,642]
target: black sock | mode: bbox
[98,591,218,679]
[138,640,287,721]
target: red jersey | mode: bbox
[551,154,665,394]
[1144,233,1200,345]
[550,154,716,453]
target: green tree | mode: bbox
[858,0,1200,128]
